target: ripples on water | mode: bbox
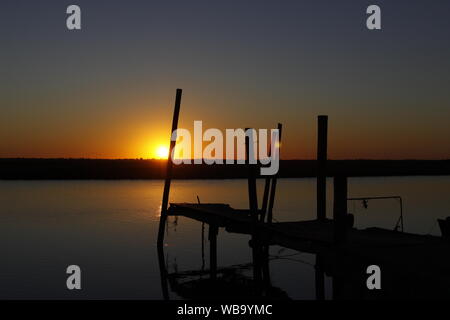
[0,176,448,299]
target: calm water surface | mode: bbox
[0,177,449,299]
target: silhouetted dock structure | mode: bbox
[167,203,450,289]
[157,89,450,299]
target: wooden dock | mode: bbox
[157,90,450,299]
[168,203,447,254]
[167,202,450,298]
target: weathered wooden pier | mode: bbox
[157,89,450,299]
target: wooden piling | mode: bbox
[209,225,218,280]
[317,115,328,221]
[245,128,258,220]
[261,177,270,221]
[333,175,348,244]
[267,123,282,224]
[157,89,183,247]
[260,124,283,288]
[315,254,325,300]
[157,241,170,300]
[261,123,282,223]
[245,128,263,282]
[261,247,271,288]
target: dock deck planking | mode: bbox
[167,202,450,292]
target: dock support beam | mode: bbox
[209,225,218,280]
[157,89,182,247]
[261,123,282,223]
[315,254,325,300]
[266,123,282,224]
[317,115,328,221]
[245,128,263,283]
[333,175,348,244]
[245,128,258,221]
[157,241,170,300]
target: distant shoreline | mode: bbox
[1,159,450,180]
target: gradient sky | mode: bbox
[1,0,449,159]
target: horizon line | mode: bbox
[1,157,450,161]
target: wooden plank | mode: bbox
[317,115,328,221]
[167,203,254,227]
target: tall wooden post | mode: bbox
[245,128,262,282]
[333,175,348,244]
[261,123,282,288]
[245,128,258,220]
[209,225,218,280]
[266,123,282,224]
[157,89,182,247]
[261,123,282,223]
[157,240,169,300]
[261,178,271,221]
[317,115,328,221]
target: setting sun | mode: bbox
[156,145,169,159]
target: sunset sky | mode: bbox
[1,0,449,160]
